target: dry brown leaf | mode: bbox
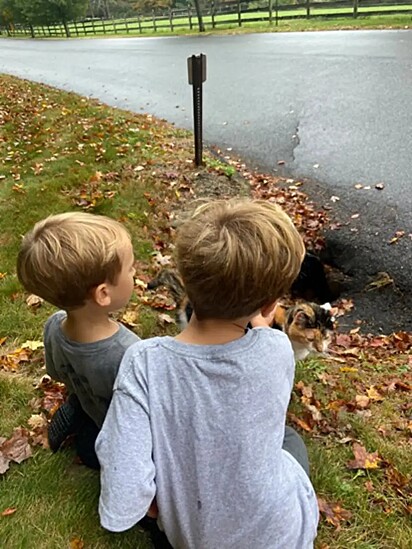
[347,442,381,470]
[0,454,10,475]
[355,395,370,409]
[317,496,352,530]
[158,313,176,325]
[287,413,312,432]
[121,310,140,328]
[0,427,32,464]
[26,294,44,308]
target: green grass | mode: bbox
[1,74,411,548]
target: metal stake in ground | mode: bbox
[187,54,207,166]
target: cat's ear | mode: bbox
[294,311,309,325]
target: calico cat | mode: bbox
[273,301,335,361]
[147,269,192,328]
[147,270,334,361]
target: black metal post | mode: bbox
[188,54,207,166]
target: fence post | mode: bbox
[269,0,273,25]
[152,10,157,32]
[306,0,310,19]
[276,0,279,26]
[188,7,193,30]
[353,0,359,18]
[237,0,242,27]
[138,16,142,34]
[29,24,35,38]
[211,0,216,28]
[125,18,129,33]
[101,18,106,35]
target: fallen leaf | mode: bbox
[158,313,176,325]
[25,294,44,308]
[0,454,10,475]
[121,310,139,328]
[21,340,44,351]
[287,412,312,432]
[317,496,352,530]
[69,538,85,549]
[1,507,17,516]
[347,443,381,470]
[366,386,383,402]
[366,272,394,291]
[355,395,370,409]
[0,427,32,465]
[389,231,405,244]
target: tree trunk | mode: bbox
[193,0,205,32]
[63,18,70,37]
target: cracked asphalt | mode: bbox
[0,31,411,331]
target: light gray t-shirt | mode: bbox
[44,311,140,427]
[96,328,319,549]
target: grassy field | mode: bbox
[0,75,411,548]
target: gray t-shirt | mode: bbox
[44,311,140,428]
[96,328,319,548]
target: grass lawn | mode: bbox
[0,74,411,548]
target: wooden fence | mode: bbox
[1,0,411,38]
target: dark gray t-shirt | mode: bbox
[96,328,319,548]
[44,311,140,427]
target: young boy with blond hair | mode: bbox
[17,212,140,468]
[96,199,319,548]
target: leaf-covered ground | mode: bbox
[0,75,411,548]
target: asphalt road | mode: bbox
[0,31,411,329]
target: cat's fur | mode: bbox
[147,269,334,361]
[273,301,334,361]
[147,269,192,328]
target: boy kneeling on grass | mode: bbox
[17,212,168,547]
[17,212,140,469]
[96,199,319,549]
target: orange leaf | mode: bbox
[1,507,17,516]
[69,538,84,549]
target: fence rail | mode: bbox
[1,1,411,38]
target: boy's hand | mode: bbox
[147,498,159,518]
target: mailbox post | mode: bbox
[187,54,207,166]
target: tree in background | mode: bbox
[0,0,23,27]
[7,0,89,35]
[192,0,204,32]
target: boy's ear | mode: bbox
[260,301,278,326]
[90,283,112,307]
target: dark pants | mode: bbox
[282,425,310,477]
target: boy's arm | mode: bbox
[96,362,156,532]
[43,317,63,382]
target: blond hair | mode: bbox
[176,199,305,320]
[17,212,131,310]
